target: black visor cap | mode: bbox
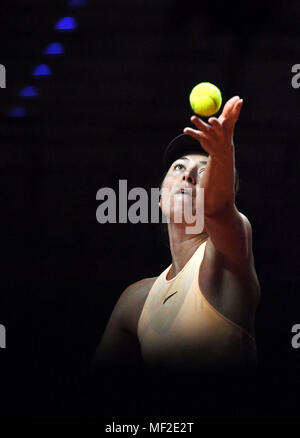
[163,134,208,172]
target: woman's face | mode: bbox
[159,153,208,226]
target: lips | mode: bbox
[175,188,193,197]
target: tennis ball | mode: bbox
[189,82,222,117]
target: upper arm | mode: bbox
[92,290,140,369]
[204,203,253,270]
[92,277,155,370]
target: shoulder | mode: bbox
[236,211,255,265]
[203,210,260,291]
[203,210,260,295]
[239,212,252,236]
[119,276,158,309]
[117,276,158,335]
[200,212,260,331]
[205,209,254,267]
[238,211,253,253]
[122,277,158,298]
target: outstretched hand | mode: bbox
[183,96,243,163]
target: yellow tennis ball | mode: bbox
[189,82,222,117]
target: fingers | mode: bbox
[208,117,222,132]
[190,115,210,132]
[184,95,243,147]
[221,96,240,119]
[190,115,221,138]
[220,97,243,131]
[233,99,243,122]
[184,114,223,144]
[183,127,209,142]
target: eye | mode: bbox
[173,163,185,171]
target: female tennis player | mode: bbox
[94,96,260,370]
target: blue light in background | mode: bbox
[8,107,28,118]
[32,64,51,76]
[44,42,65,55]
[20,86,38,98]
[67,0,87,6]
[55,17,77,31]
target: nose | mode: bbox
[181,167,197,185]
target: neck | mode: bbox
[166,223,208,279]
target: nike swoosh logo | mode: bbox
[163,291,179,304]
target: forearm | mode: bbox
[201,145,235,215]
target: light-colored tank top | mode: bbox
[137,240,257,369]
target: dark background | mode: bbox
[0,0,299,418]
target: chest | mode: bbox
[142,282,201,333]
